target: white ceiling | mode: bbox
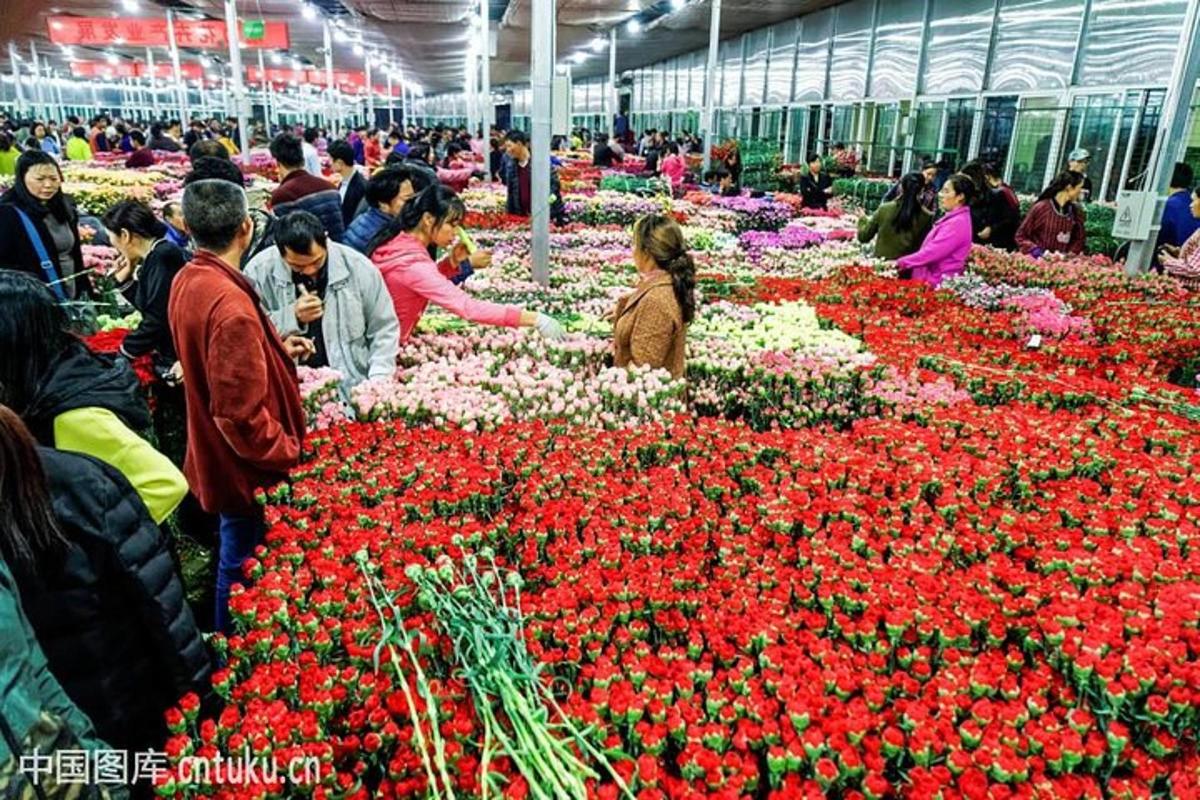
[3,0,839,96]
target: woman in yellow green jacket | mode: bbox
[65,126,93,162]
[0,270,186,524]
[0,133,18,177]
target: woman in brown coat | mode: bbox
[611,214,696,379]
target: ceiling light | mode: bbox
[270,51,282,65]
[334,29,351,44]
[301,4,316,20]
[199,55,211,67]
[292,58,303,70]
[571,51,587,64]
[121,0,138,10]
[105,51,119,64]
[626,19,641,34]
[671,0,686,9]
[352,43,364,57]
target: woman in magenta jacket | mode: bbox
[896,174,976,287]
[369,184,565,343]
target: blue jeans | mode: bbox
[216,512,266,634]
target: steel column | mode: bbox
[530,0,554,285]
[700,0,722,174]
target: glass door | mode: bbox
[868,104,899,175]
[943,98,976,170]
[1064,92,1124,201]
[1007,96,1060,196]
[979,96,1018,172]
[912,101,945,166]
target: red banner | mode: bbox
[48,16,289,50]
[70,61,205,80]
[246,66,375,91]
[66,60,400,94]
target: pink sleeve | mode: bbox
[897,220,955,269]
[437,166,475,185]
[408,258,522,328]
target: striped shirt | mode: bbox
[1016,199,1086,256]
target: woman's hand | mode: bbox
[468,249,492,269]
[111,254,134,283]
[979,226,992,241]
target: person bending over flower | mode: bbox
[370,184,564,343]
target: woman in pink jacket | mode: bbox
[370,184,565,342]
[658,143,687,193]
[896,174,976,287]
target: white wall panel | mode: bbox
[869,0,924,98]
[828,0,873,101]
[1078,0,1189,87]
[990,0,1085,92]
[794,8,833,101]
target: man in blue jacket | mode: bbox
[1157,162,1200,252]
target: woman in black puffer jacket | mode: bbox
[0,404,211,755]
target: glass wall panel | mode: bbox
[742,29,769,107]
[829,105,856,145]
[867,103,899,173]
[828,0,873,101]
[990,0,1085,92]
[766,21,797,105]
[980,95,1019,166]
[720,39,742,106]
[923,0,992,95]
[869,0,923,99]
[1008,96,1060,194]
[1078,0,1188,87]
[912,100,945,161]
[943,98,976,167]
[794,9,833,102]
[1064,92,1124,200]
[786,107,808,163]
[689,51,705,108]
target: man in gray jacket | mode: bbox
[244,211,400,392]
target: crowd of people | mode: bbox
[0,114,698,787]
[4,103,1200,785]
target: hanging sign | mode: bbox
[47,16,290,50]
[242,19,266,41]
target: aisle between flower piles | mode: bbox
[124,190,1200,799]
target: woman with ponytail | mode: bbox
[895,173,976,287]
[1015,170,1087,257]
[611,214,695,379]
[856,172,933,259]
[369,184,564,342]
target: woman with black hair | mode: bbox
[0,270,187,525]
[1016,171,1087,257]
[0,151,85,299]
[0,132,17,177]
[369,184,563,342]
[0,405,210,756]
[102,199,191,375]
[895,174,976,287]
[799,153,833,210]
[856,172,933,259]
[611,214,695,379]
